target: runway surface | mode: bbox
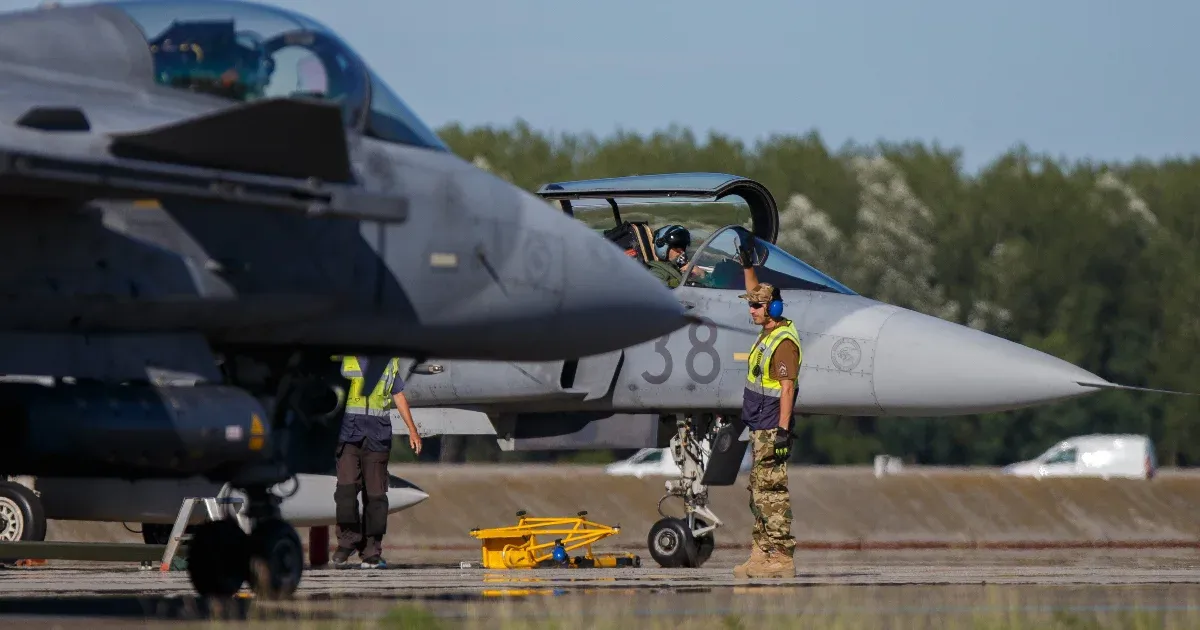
[4,549,1200,627]
[6,548,1200,597]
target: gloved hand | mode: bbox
[773,427,793,464]
[736,234,757,268]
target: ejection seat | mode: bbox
[603,221,660,264]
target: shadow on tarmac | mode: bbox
[0,595,291,621]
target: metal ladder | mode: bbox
[157,496,248,572]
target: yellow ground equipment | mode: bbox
[469,510,641,569]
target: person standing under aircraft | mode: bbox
[732,235,800,579]
[644,224,692,287]
[332,356,422,568]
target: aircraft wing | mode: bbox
[0,97,406,223]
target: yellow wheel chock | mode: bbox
[469,510,641,569]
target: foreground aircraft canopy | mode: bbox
[393,172,1198,568]
[0,0,690,599]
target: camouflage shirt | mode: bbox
[644,260,683,288]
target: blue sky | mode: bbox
[5,0,1198,172]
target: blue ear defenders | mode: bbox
[768,298,784,319]
[767,288,784,319]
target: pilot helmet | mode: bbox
[653,225,691,264]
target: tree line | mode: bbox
[404,120,1200,468]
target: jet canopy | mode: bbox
[536,172,853,295]
[105,0,446,150]
[536,173,779,245]
[683,225,855,295]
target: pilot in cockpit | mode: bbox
[148,19,272,101]
[643,224,692,287]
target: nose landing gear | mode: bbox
[648,414,746,568]
[184,486,304,600]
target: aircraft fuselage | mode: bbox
[397,285,1105,418]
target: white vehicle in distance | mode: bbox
[1003,434,1156,480]
[606,446,752,478]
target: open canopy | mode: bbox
[683,226,855,295]
[537,173,852,295]
[535,172,778,244]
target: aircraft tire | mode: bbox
[0,480,46,565]
[647,517,697,568]
[186,519,249,598]
[0,480,46,543]
[247,518,303,599]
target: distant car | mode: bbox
[605,446,751,478]
[1003,434,1156,480]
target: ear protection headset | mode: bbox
[767,287,784,319]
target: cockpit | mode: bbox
[104,0,446,151]
[682,225,855,295]
[534,173,857,296]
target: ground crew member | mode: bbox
[731,234,800,579]
[332,356,422,568]
[644,224,692,287]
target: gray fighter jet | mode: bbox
[0,0,689,597]
[393,172,1197,568]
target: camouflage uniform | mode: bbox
[748,428,795,557]
[644,260,683,288]
[734,282,800,579]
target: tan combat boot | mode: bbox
[732,543,767,578]
[745,549,795,578]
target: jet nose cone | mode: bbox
[873,309,1103,415]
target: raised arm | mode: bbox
[736,233,760,289]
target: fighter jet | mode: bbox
[389,172,1198,568]
[0,0,688,598]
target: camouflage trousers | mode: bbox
[748,429,795,556]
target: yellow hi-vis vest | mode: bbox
[745,320,801,398]
[341,356,401,416]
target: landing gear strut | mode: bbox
[185,487,304,599]
[648,414,746,568]
[183,350,340,599]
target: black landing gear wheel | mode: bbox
[0,480,46,565]
[647,516,715,568]
[247,518,303,599]
[186,519,250,598]
[0,481,45,544]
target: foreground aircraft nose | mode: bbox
[514,194,689,351]
[425,187,688,360]
[872,309,1104,415]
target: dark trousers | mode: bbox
[334,440,390,558]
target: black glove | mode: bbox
[773,427,793,463]
[736,234,756,268]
